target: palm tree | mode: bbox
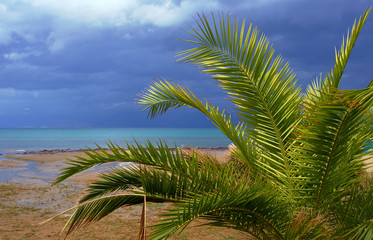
[51,8,373,239]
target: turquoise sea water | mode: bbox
[0,128,231,153]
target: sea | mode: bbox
[0,128,231,183]
[0,128,231,154]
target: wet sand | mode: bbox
[4,151,87,169]
[2,148,230,184]
[0,159,28,169]
[3,151,109,184]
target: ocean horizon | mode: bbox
[0,128,232,154]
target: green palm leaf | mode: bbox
[306,7,371,98]
[138,13,304,190]
[177,13,302,182]
[291,95,373,206]
[290,8,372,207]
[56,194,146,236]
[79,147,243,204]
[283,211,330,240]
[340,79,373,111]
[150,179,288,240]
[56,143,256,238]
[55,140,194,184]
[333,181,373,239]
[139,80,259,170]
[79,165,142,203]
[53,144,124,185]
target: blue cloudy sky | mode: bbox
[0,0,372,128]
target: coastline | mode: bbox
[2,148,372,183]
[2,148,372,184]
[0,147,229,184]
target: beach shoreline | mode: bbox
[0,147,230,184]
[2,148,372,184]
[0,147,256,240]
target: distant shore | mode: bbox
[9,146,229,155]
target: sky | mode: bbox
[0,0,372,128]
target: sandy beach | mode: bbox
[0,159,27,169]
[1,149,372,239]
[2,148,230,184]
[0,149,252,240]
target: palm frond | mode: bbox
[53,144,126,185]
[150,179,288,240]
[139,80,260,170]
[80,147,241,204]
[57,146,255,238]
[53,143,134,185]
[340,78,373,111]
[306,7,370,99]
[333,181,373,240]
[55,140,194,184]
[323,7,370,90]
[79,165,142,203]
[289,9,372,207]
[283,210,330,240]
[60,194,147,236]
[177,12,302,183]
[290,93,373,207]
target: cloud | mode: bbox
[0,0,222,53]
[22,0,135,27]
[0,0,371,128]
[0,88,40,98]
[4,47,41,61]
[0,88,18,97]
[4,52,30,61]
[46,32,66,53]
[131,0,220,26]
[23,0,220,27]
[0,3,17,44]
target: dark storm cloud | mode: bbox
[215,0,373,88]
[0,0,372,128]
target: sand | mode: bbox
[1,149,372,239]
[0,159,28,169]
[4,149,229,166]
[362,154,373,173]
[3,151,102,184]
[0,149,253,240]
[3,149,230,184]
[4,151,87,170]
